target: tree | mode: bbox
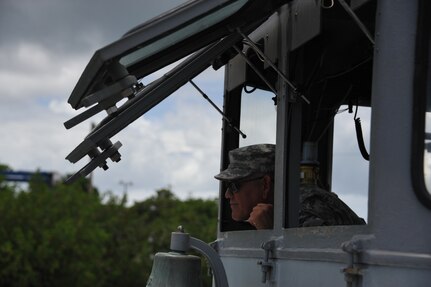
[0,170,218,287]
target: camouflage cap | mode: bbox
[214,144,275,182]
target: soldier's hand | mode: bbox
[248,203,273,229]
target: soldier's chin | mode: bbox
[232,212,246,222]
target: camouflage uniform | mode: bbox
[215,144,365,227]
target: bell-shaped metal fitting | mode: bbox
[146,252,202,287]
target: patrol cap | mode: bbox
[214,144,275,182]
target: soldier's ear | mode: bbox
[262,175,272,199]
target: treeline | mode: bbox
[0,168,218,286]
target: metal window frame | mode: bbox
[411,0,431,209]
[68,0,291,110]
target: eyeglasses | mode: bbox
[226,176,264,196]
[226,182,242,194]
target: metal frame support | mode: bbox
[237,28,310,104]
[65,141,122,183]
[233,45,278,95]
[337,0,375,46]
[189,79,246,138]
[64,27,258,182]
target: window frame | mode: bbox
[68,0,291,110]
[411,0,431,209]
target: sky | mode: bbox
[0,0,370,219]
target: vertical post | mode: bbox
[119,180,133,194]
[274,4,301,229]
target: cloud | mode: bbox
[336,193,368,221]
[0,106,88,173]
[0,43,88,104]
[332,106,371,220]
[87,86,223,202]
[0,0,189,104]
[333,106,371,153]
[0,0,194,198]
[239,89,277,145]
[0,0,189,54]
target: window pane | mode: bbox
[239,88,276,146]
[120,0,249,67]
[424,113,431,192]
[332,106,370,221]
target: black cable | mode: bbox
[243,85,257,94]
[314,56,372,84]
[354,101,370,161]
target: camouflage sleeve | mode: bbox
[299,186,366,227]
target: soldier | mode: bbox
[215,144,365,229]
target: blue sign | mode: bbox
[0,171,54,185]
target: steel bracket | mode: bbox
[341,234,375,287]
[258,239,276,284]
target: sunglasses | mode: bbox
[226,176,264,195]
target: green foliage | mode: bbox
[0,176,218,287]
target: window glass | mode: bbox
[413,2,431,207]
[239,87,277,146]
[332,105,370,221]
[424,111,431,192]
[120,0,249,67]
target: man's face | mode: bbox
[224,178,266,221]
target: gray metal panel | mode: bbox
[276,260,346,287]
[247,12,280,68]
[225,12,280,92]
[221,257,271,286]
[221,256,347,286]
[361,249,431,269]
[225,53,246,92]
[225,0,321,91]
[368,0,431,253]
[362,266,431,287]
[220,251,431,286]
[289,0,321,51]
[218,226,368,257]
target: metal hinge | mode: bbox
[257,239,276,284]
[341,234,375,287]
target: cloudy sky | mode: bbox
[0,0,369,219]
